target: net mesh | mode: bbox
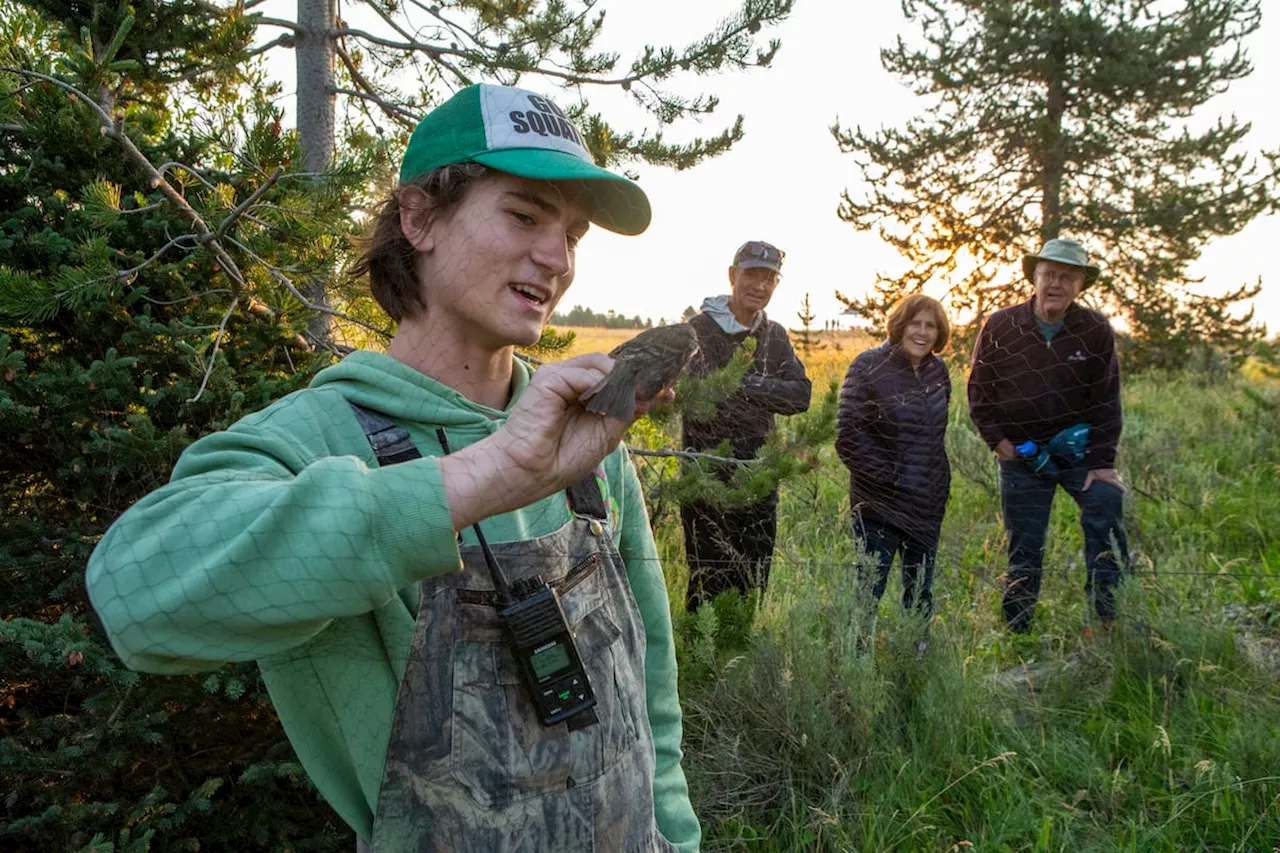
[12,171,1278,849]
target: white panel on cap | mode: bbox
[479,84,591,161]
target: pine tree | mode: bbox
[833,0,1279,369]
[789,292,821,354]
[0,1,803,847]
[273,0,796,173]
[0,2,371,847]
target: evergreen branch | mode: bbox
[303,328,353,356]
[214,167,283,238]
[334,24,640,87]
[225,237,392,338]
[103,683,135,730]
[252,16,303,33]
[187,295,239,404]
[139,288,235,307]
[334,41,420,126]
[156,161,221,193]
[332,87,420,125]
[1,67,113,124]
[404,0,604,62]
[112,233,203,285]
[331,26,460,60]
[118,201,165,215]
[406,0,486,49]
[360,1,451,55]
[1,69,259,295]
[626,447,754,466]
[247,34,294,57]
[348,6,472,86]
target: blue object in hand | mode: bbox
[1016,424,1091,478]
[1016,440,1058,476]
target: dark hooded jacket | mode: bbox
[835,342,951,547]
[681,312,811,459]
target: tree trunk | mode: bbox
[295,0,336,346]
[296,0,335,172]
[1040,0,1066,243]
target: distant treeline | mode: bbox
[550,305,653,329]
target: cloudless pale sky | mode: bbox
[265,0,1280,332]
[568,0,1280,332]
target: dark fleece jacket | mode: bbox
[836,342,951,547]
[967,298,1123,468]
[681,312,811,459]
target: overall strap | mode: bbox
[566,476,608,520]
[349,402,604,517]
[350,404,422,466]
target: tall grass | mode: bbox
[653,354,1280,851]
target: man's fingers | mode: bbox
[532,358,614,402]
[1084,469,1124,492]
[558,352,615,375]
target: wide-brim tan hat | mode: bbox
[1022,238,1101,289]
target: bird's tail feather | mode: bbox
[579,375,637,421]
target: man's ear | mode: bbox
[727,265,737,288]
[399,186,437,253]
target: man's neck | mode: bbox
[1033,300,1067,325]
[727,296,759,329]
[387,319,515,411]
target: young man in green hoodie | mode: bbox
[86,84,700,853]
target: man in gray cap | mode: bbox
[969,238,1129,633]
[681,240,812,612]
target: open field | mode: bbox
[553,325,877,383]
[556,327,1280,851]
[670,368,1280,850]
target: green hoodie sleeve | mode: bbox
[612,450,702,853]
[86,391,462,674]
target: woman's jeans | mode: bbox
[998,460,1129,632]
[854,509,937,619]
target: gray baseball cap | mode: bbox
[732,240,785,273]
[1023,238,1101,289]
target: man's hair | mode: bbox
[886,293,950,353]
[351,162,490,322]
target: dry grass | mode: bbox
[553,326,643,358]
[550,325,878,387]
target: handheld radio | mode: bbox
[502,576,597,726]
[353,412,602,730]
[434,427,598,729]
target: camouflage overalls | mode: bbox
[352,406,674,853]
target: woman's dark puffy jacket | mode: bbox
[835,341,951,548]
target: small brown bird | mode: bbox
[579,323,699,420]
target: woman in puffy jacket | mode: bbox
[835,294,952,622]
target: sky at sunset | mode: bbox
[263,0,1280,333]
[568,0,1280,332]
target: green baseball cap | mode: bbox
[398,83,652,235]
[1022,238,1101,289]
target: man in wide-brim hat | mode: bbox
[968,237,1130,633]
[1020,237,1101,288]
